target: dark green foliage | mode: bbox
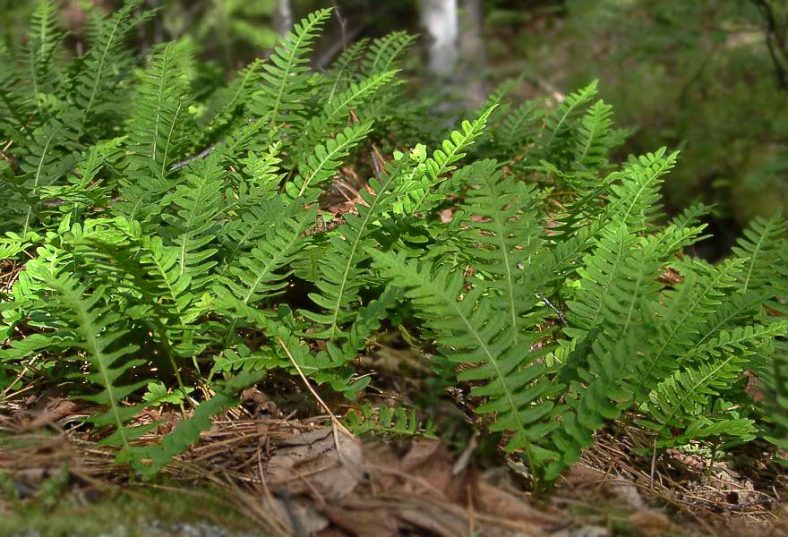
[0,4,785,489]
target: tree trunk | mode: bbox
[274,0,293,36]
[459,0,486,106]
[420,0,459,77]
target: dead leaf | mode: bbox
[628,510,672,537]
[266,427,362,501]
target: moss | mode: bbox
[0,488,257,537]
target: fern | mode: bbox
[25,1,65,112]
[25,252,152,451]
[298,69,399,155]
[124,370,267,479]
[371,249,562,479]
[249,9,332,135]
[640,356,756,447]
[573,99,618,172]
[536,80,599,163]
[394,107,496,215]
[731,212,786,293]
[323,38,370,104]
[631,258,745,400]
[217,207,313,310]
[2,5,784,486]
[160,155,225,290]
[461,161,544,337]
[285,121,373,200]
[362,32,416,76]
[606,148,678,231]
[345,405,436,438]
[303,161,407,341]
[121,40,195,219]
[67,1,146,132]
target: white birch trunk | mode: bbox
[420,0,459,77]
[274,0,293,36]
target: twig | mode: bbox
[751,0,788,90]
[170,145,216,171]
[331,0,348,52]
[275,337,351,438]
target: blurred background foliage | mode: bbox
[1,0,785,248]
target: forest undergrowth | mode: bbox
[0,3,786,536]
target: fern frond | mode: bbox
[123,40,195,193]
[536,80,598,163]
[323,38,369,103]
[362,32,416,75]
[371,249,563,478]
[680,323,785,367]
[345,405,435,438]
[218,207,313,308]
[303,161,407,341]
[285,121,373,200]
[573,99,616,171]
[641,355,753,443]
[605,148,678,231]
[124,370,266,478]
[394,107,496,215]
[67,1,146,131]
[25,1,66,111]
[493,101,542,155]
[249,8,332,135]
[217,201,284,273]
[731,212,786,294]
[26,255,150,451]
[160,155,225,289]
[298,70,398,155]
[16,113,81,235]
[197,59,263,145]
[462,161,544,336]
[631,258,745,399]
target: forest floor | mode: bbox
[1,382,785,537]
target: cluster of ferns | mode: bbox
[0,2,785,487]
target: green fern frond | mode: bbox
[493,101,542,154]
[217,202,284,273]
[218,207,313,308]
[537,80,598,163]
[631,258,745,399]
[344,405,435,438]
[26,254,150,451]
[0,42,28,140]
[298,70,398,155]
[573,99,617,171]
[323,38,370,103]
[680,322,785,367]
[124,369,266,478]
[605,148,677,231]
[196,59,264,145]
[303,161,408,341]
[731,212,786,293]
[566,223,639,334]
[462,161,544,337]
[16,113,81,235]
[640,355,754,443]
[123,40,195,190]
[249,8,332,135]
[285,121,373,200]
[371,248,562,479]
[362,32,416,75]
[549,331,646,477]
[394,107,496,215]
[25,1,66,111]
[160,155,225,289]
[67,1,146,131]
